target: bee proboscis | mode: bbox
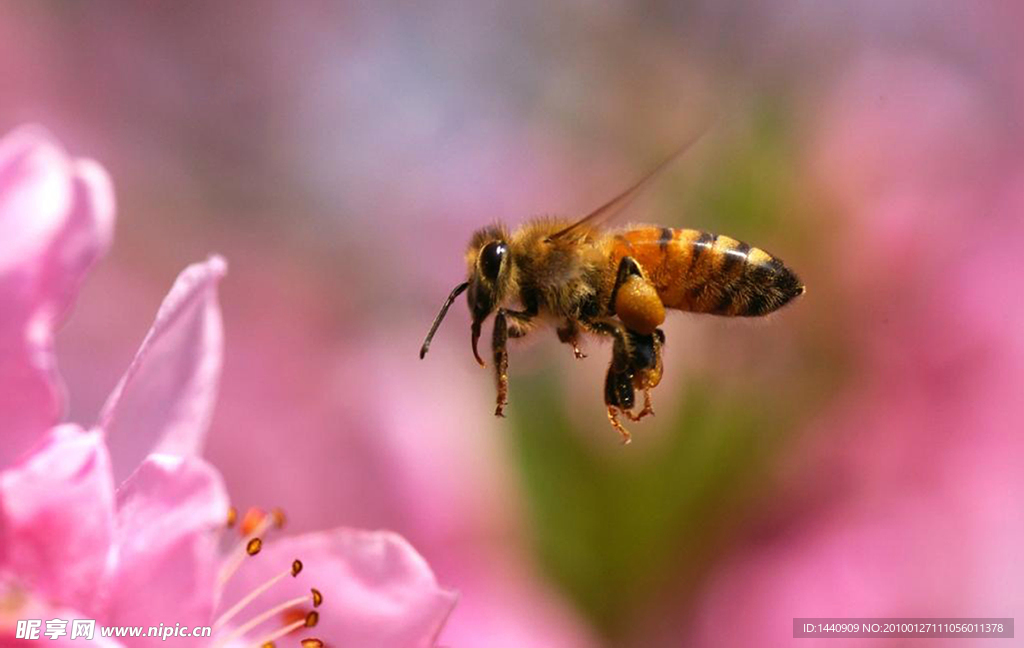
[420,137,804,443]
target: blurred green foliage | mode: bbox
[680,99,799,237]
[512,372,796,642]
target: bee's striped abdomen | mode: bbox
[613,227,804,317]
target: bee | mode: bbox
[419,137,805,443]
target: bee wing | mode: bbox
[548,128,708,241]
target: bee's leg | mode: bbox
[604,347,634,410]
[557,320,587,359]
[581,317,664,442]
[491,308,535,417]
[580,318,630,348]
[492,309,510,417]
[601,325,635,444]
[623,328,664,422]
[609,256,645,306]
[586,320,666,430]
[607,407,631,444]
[609,256,666,336]
[623,389,653,422]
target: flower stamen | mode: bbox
[213,559,304,630]
[219,506,289,589]
[213,590,320,647]
[217,536,263,588]
[249,611,319,648]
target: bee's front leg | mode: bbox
[492,308,533,417]
[492,309,510,417]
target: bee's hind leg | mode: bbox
[606,406,632,444]
[603,331,636,444]
[623,328,664,422]
[578,318,636,442]
[582,318,666,442]
[610,256,666,336]
[623,389,654,422]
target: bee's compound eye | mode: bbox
[479,241,507,281]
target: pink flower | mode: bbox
[0,125,114,467]
[0,126,456,646]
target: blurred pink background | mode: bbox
[3,1,1021,646]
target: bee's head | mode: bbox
[464,226,511,365]
[419,225,512,366]
[465,225,511,321]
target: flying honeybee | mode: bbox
[419,136,805,443]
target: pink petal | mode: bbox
[104,454,228,644]
[0,425,115,616]
[435,554,600,648]
[0,126,115,468]
[220,528,457,648]
[98,256,226,481]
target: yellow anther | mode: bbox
[246,538,263,556]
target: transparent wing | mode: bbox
[547,127,709,241]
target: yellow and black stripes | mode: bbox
[612,227,804,317]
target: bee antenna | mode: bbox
[420,282,470,359]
